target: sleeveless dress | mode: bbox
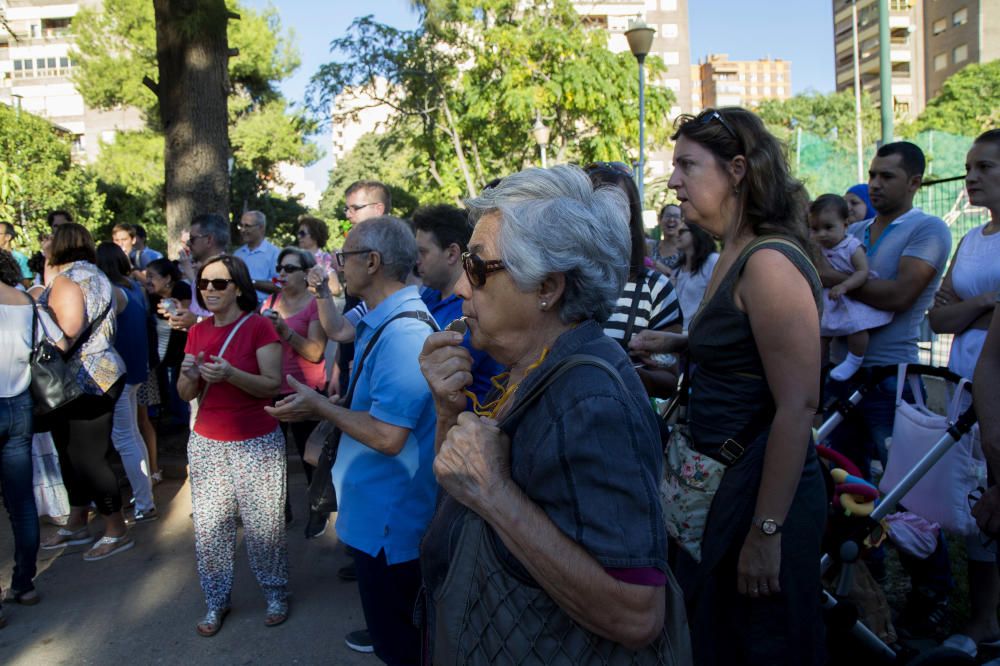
[948,225,1000,379]
[680,237,827,666]
[819,236,894,337]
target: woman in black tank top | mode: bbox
[631,108,827,666]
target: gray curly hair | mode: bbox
[465,165,630,323]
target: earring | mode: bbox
[539,301,548,310]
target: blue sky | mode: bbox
[243,0,836,191]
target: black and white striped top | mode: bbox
[603,268,682,346]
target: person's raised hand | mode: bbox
[419,331,474,419]
[264,374,331,422]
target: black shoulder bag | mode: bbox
[28,292,114,416]
[307,310,438,514]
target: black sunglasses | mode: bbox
[462,251,506,288]
[276,263,305,273]
[297,229,310,237]
[335,248,374,267]
[699,109,739,142]
[197,278,234,291]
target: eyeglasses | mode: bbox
[197,278,234,291]
[700,109,739,142]
[238,224,262,231]
[276,263,305,273]
[462,251,506,288]
[335,248,374,267]
[297,229,310,237]
[584,161,634,177]
[343,202,377,216]
[187,233,208,244]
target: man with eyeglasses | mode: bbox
[234,210,280,305]
[268,215,437,664]
[164,213,231,331]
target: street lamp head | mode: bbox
[531,115,551,147]
[625,19,655,61]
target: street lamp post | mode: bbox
[531,112,551,168]
[625,18,655,208]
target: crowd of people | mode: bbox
[0,106,998,666]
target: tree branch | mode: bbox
[440,97,477,198]
[142,76,159,96]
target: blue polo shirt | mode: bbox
[234,239,280,304]
[421,287,505,404]
[331,286,438,564]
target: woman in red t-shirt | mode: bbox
[176,255,287,637]
[260,247,328,535]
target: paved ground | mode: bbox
[0,445,376,665]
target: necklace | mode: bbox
[467,347,550,419]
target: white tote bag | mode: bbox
[879,365,981,536]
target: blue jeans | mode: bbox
[825,370,953,596]
[0,390,39,595]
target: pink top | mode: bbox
[263,294,326,394]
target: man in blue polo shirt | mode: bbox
[234,210,280,304]
[268,215,436,665]
[413,204,504,402]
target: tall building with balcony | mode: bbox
[696,54,792,109]
[0,0,144,162]
[924,0,1000,99]
[832,0,926,118]
[570,0,692,178]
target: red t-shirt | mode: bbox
[184,313,281,441]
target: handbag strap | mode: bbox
[342,309,438,409]
[620,271,646,348]
[198,313,252,402]
[30,289,113,359]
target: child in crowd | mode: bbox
[810,194,894,381]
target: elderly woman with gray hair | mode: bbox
[418,165,690,664]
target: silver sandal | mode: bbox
[82,534,134,561]
[41,527,92,550]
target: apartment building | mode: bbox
[0,0,144,162]
[329,76,394,168]
[924,0,1000,99]
[694,54,792,109]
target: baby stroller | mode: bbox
[817,364,979,665]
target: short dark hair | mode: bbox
[0,249,22,287]
[809,193,850,221]
[96,241,133,288]
[876,141,926,177]
[133,224,148,242]
[50,222,96,265]
[974,129,1000,151]
[28,251,45,277]
[0,221,15,237]
[411,204,472,253]
[277,246,316,271]
[345,180,392,213]
[112,223,136,239]
[47,210,73,226]
[194,254,258,313]
[684,224,718,275]
[297,215,329,248]
[146,257,182,284]
[191,213,231,249]
[659,203,681,220]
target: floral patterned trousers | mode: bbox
[188,427,288,611]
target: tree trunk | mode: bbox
[153,0,231,258]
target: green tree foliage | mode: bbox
[915,60,1000,137]
[0,104,109,250]
[311,0,675,204]
[72,0,318,238]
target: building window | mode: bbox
[750,86,758,95]
[60,57,69,69]
[660,23,678,39]
[953,7,968,26]
[663,51,679,65]
[953,43,968,63]
[934,52,947,71]
[777,73,784,81]
[661,0,678,10]
[29,24,40,38]
[763,86,771,95]
[933,18,947,35]
[777,86,785,96]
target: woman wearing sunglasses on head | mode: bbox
[417,165,690,663]
[630,108,825,665]
[260,247,329,533]
[176,254,288,637]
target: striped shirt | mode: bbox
[604,268,682,346]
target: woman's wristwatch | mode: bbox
[751,516,782,536]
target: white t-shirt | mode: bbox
[0,301,63,398]
[673,253,720,332]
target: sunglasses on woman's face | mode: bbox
[197,278,234,291]
[297,229,310,238]
[461,251,506,288]
[276,263,305,273]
